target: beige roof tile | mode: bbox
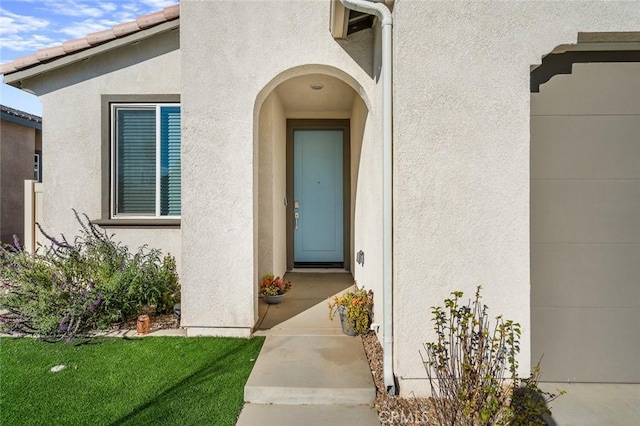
[13,55,40,69]
[62,37,91,53]
[163,4,180,20]
[87,28,116,46]
[36,45,66,61]
[112,21,141,37]
[0,62,17,75]
[137,11,167,29]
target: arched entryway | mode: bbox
[252,66,375,330]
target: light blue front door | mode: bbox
[293,130,344,265]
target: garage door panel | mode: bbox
[531,180,640,243]
[531,63,640,116]
[532,243,640,308]
[532,306,640,383]
[531,116,640,179]
[532,62,639,384]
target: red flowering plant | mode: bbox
[260,274,292,296]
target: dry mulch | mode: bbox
[362,333,436,425]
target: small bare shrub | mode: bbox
[422,286,562,425]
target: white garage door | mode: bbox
[531,62,640,383]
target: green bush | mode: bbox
[0,210,179,341]
[422,286,562,426]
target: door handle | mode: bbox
[294,212,299,230]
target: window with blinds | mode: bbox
[112,104,181,218]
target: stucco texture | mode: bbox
[392,0,640,395]
[18,28,181,271]
[180,0,381,335]
[258,91,287,281]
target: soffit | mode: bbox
[275,74,356,114]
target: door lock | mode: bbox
[294,212,299,230]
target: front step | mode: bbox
[236,403,381,425]
[244,335,376,405]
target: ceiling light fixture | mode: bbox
[310,83,324,90]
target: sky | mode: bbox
[0,0,179,116]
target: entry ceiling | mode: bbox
[275,74,356,116]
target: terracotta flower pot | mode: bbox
[137,315,151,335]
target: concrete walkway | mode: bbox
[539,383,640,426]
[237,272,380,425]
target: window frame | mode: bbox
[110,103,181,220]
[34,150,42,182]
[97,94,181,228]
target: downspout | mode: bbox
[339,0,395,395]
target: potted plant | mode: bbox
[328,285,373,336]
[260,274,292,304]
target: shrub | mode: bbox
[0,210,180,341]
[328,285,373,336]
[422,286,562,425]
[510,362,562,426]
[260,274,291,296]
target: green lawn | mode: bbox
[0,336,264,425]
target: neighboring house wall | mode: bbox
[0,114,41,245]
[391,1,639,395]
[20,28,181,272]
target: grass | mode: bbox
[0,336,264,425]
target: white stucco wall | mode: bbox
[258,93,275,279]
[257,91,287,280]
[19,29,182,272]
[180,0,378,336]
[351,95,384,327]
[271,99,288,277]
[392,0,640,395]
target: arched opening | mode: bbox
[252,66,374,332]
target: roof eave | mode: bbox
[3,19,179,87]
[0,111,42,130]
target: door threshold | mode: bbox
[289,268,350,274]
